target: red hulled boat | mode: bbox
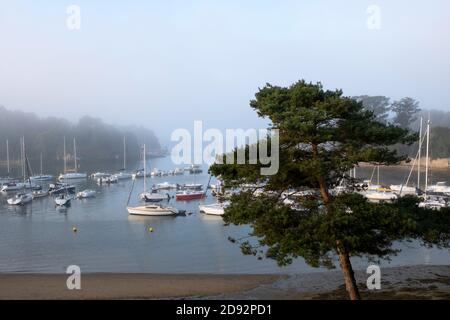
[175,190,205,201]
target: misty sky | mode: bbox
[1,0,449,145]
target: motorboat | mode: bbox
[427,182,450,196]
[7,192,33,205]
[127,204,178,216]
[97,176,118,185]
[176,190,205,201]
[1,182,28,192]
[150,168,162,177]
[389,184,418,195]
[90,172,111,179]
[418,197,448,210]
[30,175,53,182]
[77,189,96,199]
[55,193,72,206]
[59,172,88,180]
[32,190,49,199]
[113,171,133,180]
[49,183,76,195]
[199,202,229,216]
[133,169,151,179]
[157,182,177,190]
[181,183,203,191]
[189,164,203,174]
[173,168,184,175]
[139,192,170,202]
[361,190,398,202]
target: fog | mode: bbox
[1,0,449,145]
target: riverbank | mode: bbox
[1,265,449,300]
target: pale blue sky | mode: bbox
[1,1,449,144]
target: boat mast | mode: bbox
[40,153,43,176]
[63,136,67,173]
[143,144,147,193]
[73,137,77,173]
[6,139,10,175]
[417,117,423,189]
[377,165,380,185]
[21,137,25,180]
[123,136,126,170]
[424,118,430,198]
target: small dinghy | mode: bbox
[77,189,96,199]
[198,202,229,216]
[7,192,33,205]
[55,193,72,206]
[32,190,49,199]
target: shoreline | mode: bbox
[1,265,449,300]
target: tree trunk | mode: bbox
[337,248,361,300]
[311,142,359,299]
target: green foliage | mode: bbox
[210,80,449,271]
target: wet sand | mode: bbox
[0,273,280,300]
[1,265,449,299]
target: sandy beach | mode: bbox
[1,265,449,300]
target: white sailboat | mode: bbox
[7,137,33,205]
[113,136,133,181]
[30,153,53,181]
[419,118,449,210]
[59,137,87,180]
[127,144,178,216]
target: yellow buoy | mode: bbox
[72,227,77,232]
[148,227,154,233]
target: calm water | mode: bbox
[0,159,449,274]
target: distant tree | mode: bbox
[353,95,390,122]
[430,126,450,158]
[210,80,450,300]
[0,106,161,175]
[391,97,421,129]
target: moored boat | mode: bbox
[77,189,96,199]
[7,192,33,205]
[127,204,178,216]
[55,193,72,206]
[176,190,205,201]
[199,202,228,216]
[32,190,49,199]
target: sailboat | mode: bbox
[419,118,448,210]
[112,136,133,180]
[30,153,53,181]
[0,140,13,184]
[7,137,33,205]
[59,137,87,180]
[127,144,178,216]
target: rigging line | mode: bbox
[401,130,427,195]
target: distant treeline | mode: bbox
[0,106,161,165]
[354,96,450,159]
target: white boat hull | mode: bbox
[59,173,87,180]
[199,203,228,216]
[7,193,33,205]
[127,205,178,216]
